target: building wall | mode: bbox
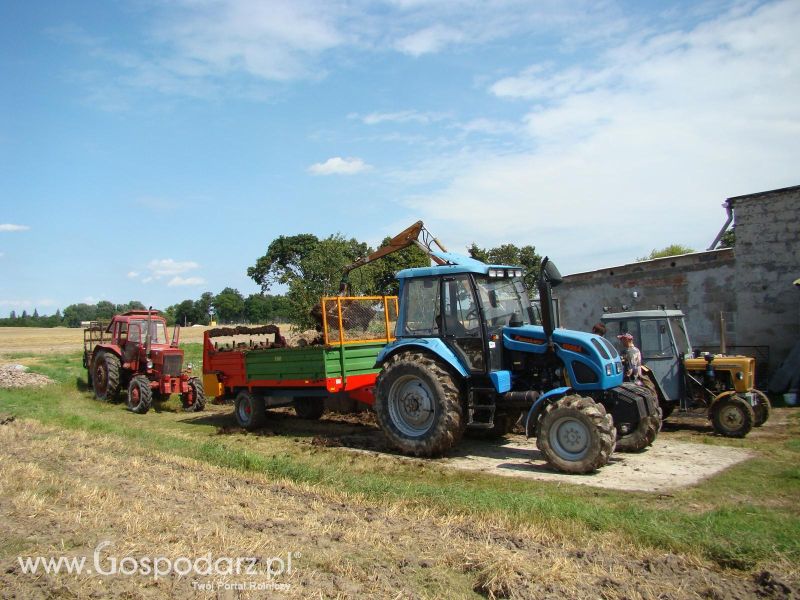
[558,249,736,348]
[558,185,800,377]
[731,186,800,372]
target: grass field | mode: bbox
[1,336,799,598]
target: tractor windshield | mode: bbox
[129,320,168,344]
[669,317,691,356]
[475,276,539,327]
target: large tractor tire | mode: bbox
[181,377,206,412]
[234,390,266,430]
[615,385,661,453]
[711,394,754,438]
[536,395,615,474]
[374,351,465,457]
[751,389,772,427]
[127,375,153,414]
[293,397,325,420]
[92,351,121,402]
[640,369,674,420]
[466,411,520,440]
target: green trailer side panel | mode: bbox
[244,342,385,382]
[323,343,385,379]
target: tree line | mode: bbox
[1,232,544,329]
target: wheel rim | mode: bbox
[719,402,744,431]
[130,385,140,407]
[238,396,252,422]
[388,375,435,437]
[549,416,590,461]
[95,363,107,394]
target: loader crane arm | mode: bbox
[338,220,450,294]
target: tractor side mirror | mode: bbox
[542,258,563,287]
[488,290,498,308]
[171,325,181,347]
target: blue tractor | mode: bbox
[353,223,659,473]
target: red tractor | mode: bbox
[83,310,205,414]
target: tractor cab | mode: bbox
[601,309,690,402]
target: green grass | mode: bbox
[2,349,800,572]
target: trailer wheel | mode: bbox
[375,351,464,457]
[235,390,266,430]
[182,377,206,412]
[751,389,771,427]
[711,394,754,437]
[536,395,615,474]
[615,385,661,453]
[127,375,153,414]
[293,397,325,420]
[93,351,121,402]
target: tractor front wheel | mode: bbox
[711,394,754,437]
[375,351,464,457]
[92,352,121,402]
[234,390,266,430]
[181,377,206,412]
[127,375,153,414]
[293,397,325,420]
[536,395,615,474]
[751,389,771,427]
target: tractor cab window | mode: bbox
[442,275,484,372]
[401,277,440,336]
[474,276,537,328]
[669,318,691,356]
[639,319,674,359]
[130,320,167,344]
[128,323,142,343]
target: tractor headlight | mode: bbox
[605,364,613,376]
[514,269,523,277]
[489,269,499,277]
[615,362,622,374]
[736,372,743,380]
[146,359,153,369]
[187,362,194,371]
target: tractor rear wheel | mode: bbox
[615,385,661,453]
[536,395,615,473]
[711,394,754,437]
[127,375,153,414]
[293,397,325,420]
[181,377,206,412]
[234,390,266,430]
[375,351,465,457]
[752,389,771,427]
[93,352,121,402]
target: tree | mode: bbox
[213,288,245,324]
[173,299,201,326]
[9,311,15,320]
[468,243,542,292]
[244,294,272,324]
[719,227,735,248]
[636,244,695,262]
[195,292,214,325]
[364,237,430,296]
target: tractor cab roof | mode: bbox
[396,260,523,279]
[602,309,685,321]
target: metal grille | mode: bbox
[322,296,399,345]
[162,354,183,376]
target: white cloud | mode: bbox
[168,276,206,287]
[394,25,464,56]
[147,258,200,277]
[308,157,371,176]
[400,1,800,273]
[127,271,140,279]
[357,110,446,126]
[0,224,30,232]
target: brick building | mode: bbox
[557,185,800,383]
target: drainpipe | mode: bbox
[708,200,734,250]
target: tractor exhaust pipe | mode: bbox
[537,257,563,351]
[146,306,152,360]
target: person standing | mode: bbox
[618,332,642,384]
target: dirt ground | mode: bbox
[1,417,796,599]
[213,406,764,493]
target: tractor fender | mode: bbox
[91,344,123,364]
[524,386,572,438]
[375,338,470,378]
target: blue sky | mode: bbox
[1,0,798,315]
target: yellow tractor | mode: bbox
[601,309,770,437]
